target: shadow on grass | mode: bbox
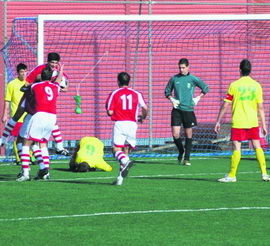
[133,176,215,182]
[52,168,71,172]
[134,160,180,165]
[53,168,106,173]
[0,174,16,181]
[49,179,114,186]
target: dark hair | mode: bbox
[118,72,130,86]
[47,52,60,62]
[41,67,53,81]
[240,59,251,76]
[16,63,27,73]
[178,58,189,67]
[77,162,89,172]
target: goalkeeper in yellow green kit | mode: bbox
[69,137,112,172]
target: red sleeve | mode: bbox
[105,92,113,110]
[225,93,233,101]
[26,64,46,84]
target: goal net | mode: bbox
[1,14,270,160]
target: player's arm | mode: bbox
[2,83,12,123]
[258,103,267,136]
[107,110,113,116]
[214,101,231,133]
[193,77,209,105]
[165,78,180,108]
[138,106,148,123]
[2,101,10,123]
[105,93,114,116]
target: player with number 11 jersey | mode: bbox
[106,87,146,122]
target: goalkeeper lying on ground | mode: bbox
[69,137,112,172]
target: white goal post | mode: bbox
[2,13,270,160]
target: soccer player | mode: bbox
[165,58,209,165]
[106,72,148,185]
[1,63,28,164]
[26,52,70,156]
[215,59,270,182]
[0,53,70,156]
[69,136,112,172]
[17,67,62,181]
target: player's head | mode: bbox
[16,63,27,80]
[47,52,60,69]
[240,59,251,76]
[77,162,89,172]
[117,72,130,87]
[41,67,53,81]
[178,58,189,75]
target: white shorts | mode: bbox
[26,112,57,143]
[19,114,32,139]
[112,121,138,148]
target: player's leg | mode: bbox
[228,140,241,177]
[171,109,184,163]
[113,122,131,167]
[35,143,50,180]
[16,139,32,181]
[218,140,241,183]
[183,127,193,166]
[0,96,27,145]
[252,139,270,181]
[0,118,17,145]
[112,122,134,185]
[182,111,197,166]
[28,112,55,180]
[52,124,70,156]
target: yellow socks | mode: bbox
[255,148,267,175]
[228,150,241,178]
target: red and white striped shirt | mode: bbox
[106,87,146,122]
[31,81,60,114]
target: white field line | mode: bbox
[0,206,269,222]
[0,171,260,183]
[0,157,220,166]
[51,171,260,181]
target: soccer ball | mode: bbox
[51,70,69,89]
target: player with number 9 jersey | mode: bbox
[26,69,60,143]
[31,81,60,114]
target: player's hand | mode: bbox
[169,97,180,109]
[2,115,8,124]
[192,96,201,106]
[214,122,221,134]
[137,115,144,123]
[261,127,268,137]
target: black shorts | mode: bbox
[171,108,197,128]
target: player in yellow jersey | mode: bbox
[215,59,270,182]
[69,137,112,172]
[1,63,27,164]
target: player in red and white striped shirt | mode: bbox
[0,53,70,156]
[106,72,148,185]
[17,67,61,181]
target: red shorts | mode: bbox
[10,122,23,137]
[231,127,260,141]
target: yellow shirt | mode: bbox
[5,78,27,122]
[224,76,263,128]
[75,137,112,172]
